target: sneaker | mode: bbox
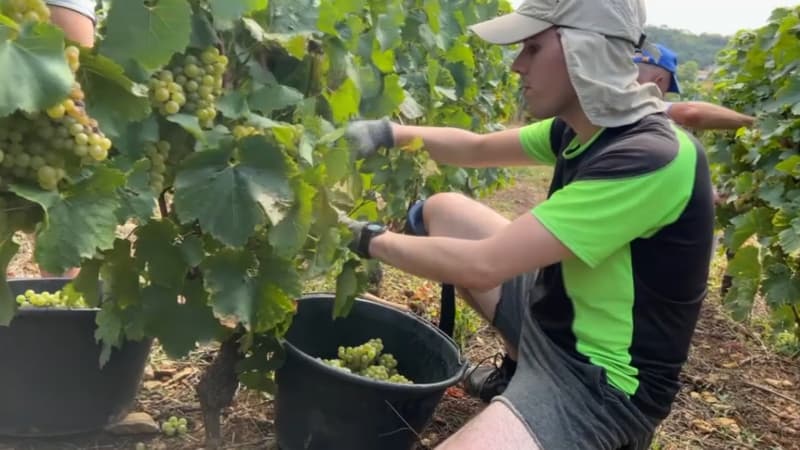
[463,353,517,403]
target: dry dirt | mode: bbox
[1,167,798,450]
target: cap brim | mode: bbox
[468,12,552,45]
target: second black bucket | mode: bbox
[274,294,467,450]
[0,278,152,437]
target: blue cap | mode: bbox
[633,44,681,94]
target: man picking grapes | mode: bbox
[342,0,715,448]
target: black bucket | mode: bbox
[0,278,152,437]
[274,293,467,450]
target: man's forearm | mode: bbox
[369,232,497,291]
[671,102,755,130]
[391,124,486,167]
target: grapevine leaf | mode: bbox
[237,335,285,392]
[248,83,304,114]
[324,78,360,124]
[269,180,315,258]
[114,116,160,160]
[333,259,367,318]
[0,237,20,326]
[202,249,257,327]
[201,249,296,332]
[775,155,800,174]
[269,0,319,34]
[167,114,207,141]
[209,0,268,28]
[63,258,103,308]
[217,91,250,119]
[180,235,205,267]
[778,217,800,256]
[0,22,72,117]
[723,246,761,321]
[115,160,157,224]
[78,51,150,138]
[375,3,404,52]
[174,136,294,247]
[95,302,124,367]
[190,9,218,48]
[761,262,800,309]
[11,167,125,274]
[141,282,220,358]
[100,239,141,309]
[241,19,309,60]
[254,282,296,334]
[135,220,188,289]
[317,0,364,35]
[726,208,773,251]
[257,246,302,298]
[100,0,192,70]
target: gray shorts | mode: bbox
[45,0,96,22]
[491,273,659,450]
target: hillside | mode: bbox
[644,25,729,68]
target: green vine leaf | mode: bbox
[0,22,72,117]
[174,136,294,247]
[201,248,296,333]
[135,220,188,289]
[78,51,151,138]
[11,167,125,274]
[209,0,268,28]
[141,280,220,358]
[333,258,367,318]
[100,0,192,70]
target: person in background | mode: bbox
[635,43,755,131]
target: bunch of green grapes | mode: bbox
[161,416,188,437]
[143,140,170,192]
[1,0,50,23]
[148,70,186,116]
[15,289,88,308]
[337,338,383,372]
[321,338,413,384]
[232,124,263,140]
[0,45,110,191]
[149,47,226,128]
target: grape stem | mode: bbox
[158,191,169,218]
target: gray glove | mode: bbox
[344,118,395,159]
[337,210,387,259]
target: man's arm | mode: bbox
[668,101,755,131]
[390,124,538,168]
[346,118,557,168]
[369,213,573,291]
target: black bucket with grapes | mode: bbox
[0,278,151,437]
[274,293,467,450]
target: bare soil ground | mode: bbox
[1,167,798,450]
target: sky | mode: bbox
[509,0,799,36]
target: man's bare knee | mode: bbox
[435,401,540,450]
[423,193,509,239]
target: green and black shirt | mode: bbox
[519,113,715,420]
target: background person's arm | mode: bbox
[668,101,755,131]
[46,1,96,47]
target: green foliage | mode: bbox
[708,5,800,335]
[0,0,518,391]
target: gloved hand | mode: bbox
[344,117,395,159]
[337,211,387,259]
